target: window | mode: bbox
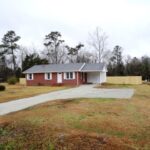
[65,72,75,80]
[27,74,33,80]
[45,73,52,80]
[70,72,73,79]
[66,72,69,79]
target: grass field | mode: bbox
[0,84,150,149]
[0,84,68,103]
[95,83,132,88]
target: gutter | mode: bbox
[80,70,103,72]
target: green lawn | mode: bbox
[0,84,150,149]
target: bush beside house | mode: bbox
[0,85,5,91]
[7,76,18,85]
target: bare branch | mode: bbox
[88,27,108,63]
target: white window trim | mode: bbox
[64,72,75,80]
[44,73,52,80]
[27,73,34,80]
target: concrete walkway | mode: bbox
[0,85,134,115]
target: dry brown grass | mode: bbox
[0,84,150,149]
[0,83,68,103]
[95,83,132,88]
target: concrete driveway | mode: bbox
[0,85,134,115]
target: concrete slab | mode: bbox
[0,85,134,115]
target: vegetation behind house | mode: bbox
[0,29,150,82]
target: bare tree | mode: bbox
[42,44,67,64]
[88,27,109,63]
[76,50,98,63]
[18,46,29,69]
[55,45,67,64]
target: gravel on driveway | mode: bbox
[0,85,134,115]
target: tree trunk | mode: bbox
[55,43,58,64]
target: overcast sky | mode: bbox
[0,0,150,57]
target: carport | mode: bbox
[82,71,106,84]
[79,62,107,84]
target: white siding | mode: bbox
[100,72,106,83]
[87,72,106,84]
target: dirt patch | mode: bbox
[0,121,135,150]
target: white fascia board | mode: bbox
[24,70,79,74]
[102,66,108,72]
[80,70,103,72]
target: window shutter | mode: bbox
[27,74,29,80]
[64,73,66,79]
[44,73,47,80]
[45,73,52,80]
[32,74,34,80]
[27,74,34,80]
[73,72,75,79]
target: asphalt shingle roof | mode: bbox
[23,63,105,73]
[81,63,105,72]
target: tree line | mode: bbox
[107,45,150,81]
[0,28,150,81]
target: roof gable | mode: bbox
[81,63,105,72]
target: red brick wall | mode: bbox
[26,72,84,86]
[26,73,57,86]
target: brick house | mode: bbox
[23,63,107,86]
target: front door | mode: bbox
[57,73,62,83]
